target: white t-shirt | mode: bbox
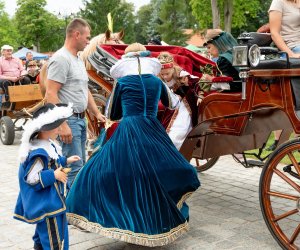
[269,0,300,49]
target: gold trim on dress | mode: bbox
[177,191,193,209]
[67,213,189,247]
[166,109,179,133]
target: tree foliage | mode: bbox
[80,0,135,44]
[242,0,272,33]
[158,0,190,45]
[190,0,261,33]
[15,0,64,52]
[0,1,20,48]
[135,4,153,44]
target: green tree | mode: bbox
[135,4,153,44]
[241,0,271,33]
[39,13,66,52]
[15,0,64,52]
[145,0,163,40]
[80,0,135,43]
[158,0,189,45]
[0,1,20,48]
[190,0,260,33]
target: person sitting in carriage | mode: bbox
[26,60,40,84]
[157,52,199,150]
[198,29,242,102]
[0,44,31,107]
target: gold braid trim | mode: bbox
[166,109,179,133]
[67,213,189,247]
[177,192,194,209]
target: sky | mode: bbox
[3,0,151,16]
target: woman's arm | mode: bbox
[269,10,300,58]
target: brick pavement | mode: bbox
[0,131,281,250]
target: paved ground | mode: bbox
[0,131,282,250]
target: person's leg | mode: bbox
[32,227,43,250]
[266,130,282,151]
[292,46,300,54]
[62,116,87,188]
[0,79,12,102]
[36,215,68,250]
[20,75,31,85]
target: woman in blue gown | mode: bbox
[66,43,200,247]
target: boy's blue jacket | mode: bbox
[14,146,67,224]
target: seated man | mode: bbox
[0,44,31,105]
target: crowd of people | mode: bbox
[0,47,46,109]
[8,0,300,249]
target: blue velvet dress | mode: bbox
[66,74,200,247]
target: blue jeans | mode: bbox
[292,45,300,53]
[62,116,87,188]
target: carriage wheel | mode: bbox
[193,156,219,172]
[86,94,108,156]
[260,139,300,249]
[0,116,15,145]
[93,93,107,115]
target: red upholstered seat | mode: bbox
[100,45,215,78]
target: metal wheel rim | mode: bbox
[0,120,7,141]
[260,142,300,249]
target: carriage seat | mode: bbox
[251,58,300,70]
[251,57,300,111]
[244,32,273,47]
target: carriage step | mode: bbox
[242,159,265,168]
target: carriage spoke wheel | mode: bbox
[193,156,219,172]
[86,94,108,156]
[260,139,300,249]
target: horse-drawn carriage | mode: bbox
[85,32,300,249]
[0,83,43,145]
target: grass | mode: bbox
[246,132,300,165]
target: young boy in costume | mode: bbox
[14,103,80,250]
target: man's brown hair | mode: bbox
[66,18,91,37]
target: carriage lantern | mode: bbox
[232,32,263,100]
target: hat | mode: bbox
[1,45,13,52]
[203,29,223,46]
[148,38,162,45]
[18,103,73,162]
[28,60,37,67]
[23,103,73,142]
